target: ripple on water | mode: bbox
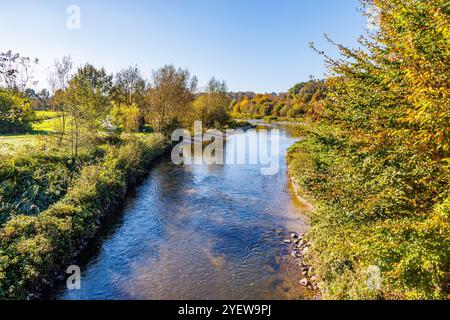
[59,124,312,300]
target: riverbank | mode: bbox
[286,163,320,296]
[0,134,169,299]
[286,124,449,300]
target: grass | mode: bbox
[34,110,60,121]
[0,134,39,154]
[32,116,64,132]
[0,111,64,154]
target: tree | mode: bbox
[145,65,197,133]
[288,82,307,98]
[64,64,113,157]
[304,0,450,298]
[48,56,73,141]
[0,51,39,92]
[110,66,147,129]
[24,88,50,110]
[192,78,231,128]
[111,66,146,107]
[48,56,73,94]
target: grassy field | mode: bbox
[0,111,63,154]
[0,134,39,154]
[34,110,59,121]
[32,116,64,132]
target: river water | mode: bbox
[58,122,312,300]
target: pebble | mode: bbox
[299,278,309,287]
[282,230,319,293]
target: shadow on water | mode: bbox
[54,122,315,300]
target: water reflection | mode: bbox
[59,122,312,300]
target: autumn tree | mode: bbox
[300,0,450,299]
[110,66,147,131]
[0,90,34,133]
[145,65,197,133]
[0,51,38,132]
[110,103,141,133]
[193,78,231,128]
[111,65,146,107]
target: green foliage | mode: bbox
[193,78,231,128]
[111,103,141,133]
[0,133,167,299]
[65,64,112,129]
[288,0,450,299]
[289,129,449,299]
[0,145,106,226]
[0,90,34,134]
[288,82,307,98]
[62,64,113,156]
[110,66,146,108]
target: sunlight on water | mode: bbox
[58,122,313,300]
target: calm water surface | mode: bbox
[58,122,312,300]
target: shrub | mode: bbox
[0,90,34,134]
[110,103,141,133]
[288,0,449,300]
[288,126,449,299]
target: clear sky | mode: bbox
[0,0,367,93]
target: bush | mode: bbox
[287,104,305,118]
[288,126,449,299]
[287,0,450,300]
[110,103,141,133]
[0,90,34,134]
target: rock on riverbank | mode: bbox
[285,232,319,292]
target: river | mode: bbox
[57,122,313,300]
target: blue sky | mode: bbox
[0,0,367,92]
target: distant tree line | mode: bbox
[230,80,327,119]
